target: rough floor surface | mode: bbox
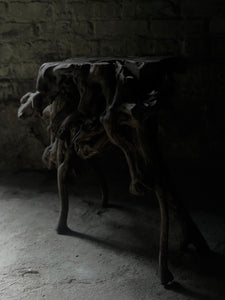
[0,170,225,300]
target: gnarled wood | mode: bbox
[18,56,209,285]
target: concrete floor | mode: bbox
[0,170,225,300]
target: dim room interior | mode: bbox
[0,1,225,299]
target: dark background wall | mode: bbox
[0,0,224,183]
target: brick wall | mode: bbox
[0,0,225,169]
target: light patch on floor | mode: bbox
[0,171,225,300]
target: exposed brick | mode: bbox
[98,39,127,56]
[92,2,121,20]
[151,38,180,55]
[69,2,94,22]
[70,36,99,56]
[72,20,94,36]
[54,0,71,20]
[150,20,183,39]
[0,43,15,63]
[9,2,53,22]
[0,78,14,100]
[0,22,35,41]
[0,103,45,169]
[0,64,10,78]
[0,2,8,20]
[0,0,225,170]
[6,62,40,81]
[38,22,55,39]
[13,39,61,63]
[121,0,136,19]
[69,1,122,21]
[136,0,180,19]
[124,36,154,56]
[94,20,149,38]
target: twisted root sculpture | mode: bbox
[18,57,209,285]
[18,60,109,233]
